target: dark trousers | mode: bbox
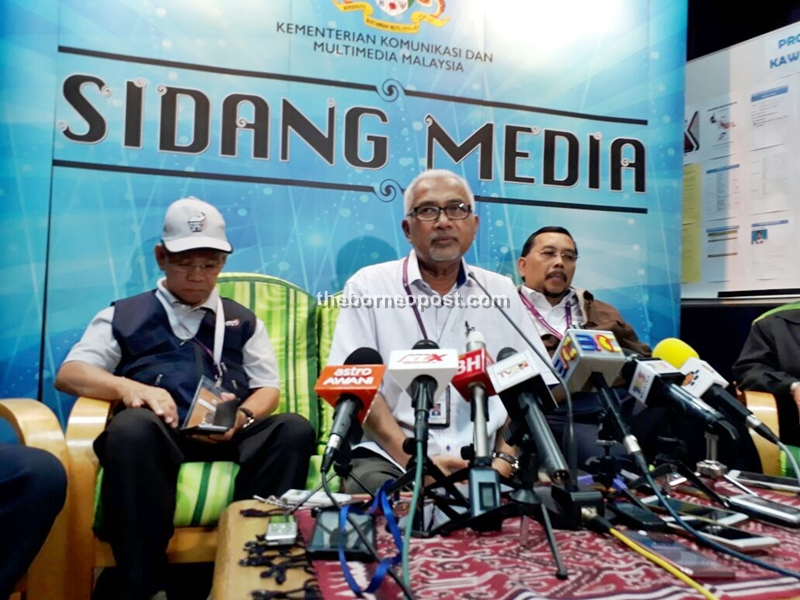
[342,447,405,495]
[93,409,315,600]
[0,444,67,599]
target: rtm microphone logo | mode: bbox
[396,352,448,363]
[552,331,621,378]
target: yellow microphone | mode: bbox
[652,337,699,369]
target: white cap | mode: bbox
[161,197,232,253]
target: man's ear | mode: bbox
[401,218,411,241]
[154,244,168,270]
[516,256,526,278]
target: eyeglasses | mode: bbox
[166,256,225,274]
[407,203,472,221]
[537,249,578,263]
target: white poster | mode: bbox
[750,145,791,214]
[750,218,793,280]
[702,158,741,220]
[750,84,793,150]
[703,223,740,282]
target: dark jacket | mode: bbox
[733,307,800,445]
[537,287,652,358]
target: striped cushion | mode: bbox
[780,445,800,477]
[217,273,320,489]
[94,462,239,530]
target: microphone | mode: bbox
[488,347,570,484]
[551,329,648,472]
[653,338,780,446]
[388,340,459,445]
[620,355,739,441]
[451,329,495,464]
[315,348,386,475]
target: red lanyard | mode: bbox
[518,289,572,340]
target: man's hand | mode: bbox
[199,393,241,444]
[119,378,179,428]
[792,383,800,422]
[425,454,469,486]
[492,457,515,479]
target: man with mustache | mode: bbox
[327,169,555,494]
[517,226,650,466]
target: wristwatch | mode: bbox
[238,406,256,429]
[492,451,520,474]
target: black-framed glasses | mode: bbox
[407,203,472,221]
[537,249,578,263]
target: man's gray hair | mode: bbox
[402,169,476,216]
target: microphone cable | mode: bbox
[582,512,719,600]
[467,272,579,481]
[402,438,426,591]
[640,468,800,581]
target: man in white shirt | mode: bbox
[327,169,555,493]
[56,197,314,600]
[517,226,651,467]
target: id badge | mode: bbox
[428,386,450,428]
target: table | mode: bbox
[213,491,800,599]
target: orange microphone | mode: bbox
[315,348,385,474]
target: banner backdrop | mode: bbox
[1,0,687,422]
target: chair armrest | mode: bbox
[65,397,114,582]
[0,398,68,462]
[0,399,69,599]
[740,390,781,475]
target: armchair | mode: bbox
[0,399,69,600]
[64,273,322,600]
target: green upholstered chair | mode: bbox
[64,273,320,600]
[217,272,321,488]
[315,291,342,485]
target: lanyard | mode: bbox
[518,289,572,340]
[213,297,225,378]
[402,254,461,345]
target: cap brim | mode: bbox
[163,237,233,253]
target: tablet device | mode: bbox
[181,376,238,435]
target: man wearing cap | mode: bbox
[56,197,314,600]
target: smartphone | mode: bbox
[662,516,780,553]
[727,470,800,494]
[306,508,376,562]
[640,495,748,526]
[624,531,735,580]
[264,514,298,546]
[727,493,800,527]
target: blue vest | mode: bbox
[111,291,256,422]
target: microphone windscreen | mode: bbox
[413,339,439,350]
[345,347,383,365]
[497,347,517,361]
[652,338,699,369]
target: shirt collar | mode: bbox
[407,249,468,291]
[520,284,575,312]
[156,277,220,312]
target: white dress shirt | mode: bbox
[518,285,584,338]
[327,250,555,469]
[63,278,280,390]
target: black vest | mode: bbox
[111,291,256,422]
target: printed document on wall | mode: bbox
[749,218,793,280]
[750,145,790,214]
[701,95,742,159]
[749,84,793,150]
[703,223,740,283]
[702,158,741,221]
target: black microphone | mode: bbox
[488,347,570,484]
[652,339,781,446]
[315,348,385,475]
[388,339,458,448]
[620,355,739,441]
[466,271,579,480]
[551,329,649,474]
